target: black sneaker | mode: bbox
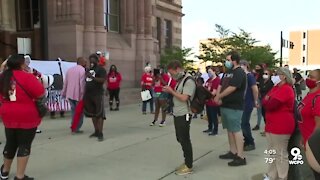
[110,107,114,111]
[114,107,119,111]
[89,132,98,138]
[97,134,104,142]
[252,125,260,131]
[244,144,256,151]
[208,131,217,136]
[219,151,237,160]
[228,156,247,166]
[202,129,211,133]
[14,175,34,180]
[0,164,8,180]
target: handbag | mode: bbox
[141,90,152,101]
[13,76,48,118]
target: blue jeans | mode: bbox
[142,89,154,113]
[241,106,255,145]
[69,99,84,131]
[206,105,219,133]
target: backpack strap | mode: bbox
[175,75,195,112]
[181,76,194,94]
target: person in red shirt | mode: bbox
[203,67,220,135]
[141,66,154,114]
[150,67,176,127]
[299,69,320,145]
[298,69,320,180]
[106,65,122,111]
[262,67,295,180]
[0,54,45,180]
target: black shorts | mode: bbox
[83,94,106,119]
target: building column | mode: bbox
[144,0,152,36]
[126,0,135,33]
[1,0,10,27]
[137,0,145,35]
[94,0,107,53]
[83,0,95,57]
[70,0,82,23]
[135,0,146,86]
[144,0,155,65]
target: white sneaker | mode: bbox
[36,129,42,133]
[263,174,270,180]
[159,121,166,127]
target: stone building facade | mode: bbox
[0,0,183,87]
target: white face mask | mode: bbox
[271,75,281,85]
[263,74,269,80]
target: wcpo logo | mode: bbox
[289,147,304,165]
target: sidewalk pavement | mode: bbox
[0,104,268,180]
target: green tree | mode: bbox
[198,24,277,68]
[160,46,195,70]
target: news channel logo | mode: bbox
[289,147,304,165]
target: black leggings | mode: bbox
[3,128,37,159]
[108,88,120,105]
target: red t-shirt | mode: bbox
[154,74,172,93]
[262,84,295,135]
[106,72,122,90]
[205,77,220,106]
[0,70,45,129]
[141,73,153,90]
[168,75,177,89]
[298,89,320,144]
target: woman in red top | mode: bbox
[141,66,154,114]
[262,67,295,180]
[150,67,176,127]
[298,69,320,179]
[106,65,122,111]
[299,69,320,144]
[203,67,220,135]
[0,54,45,180]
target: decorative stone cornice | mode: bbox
[156,4,184,16]
[158,0,182,8]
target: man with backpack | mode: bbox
[163,60,196,176]
[214,51,247,167]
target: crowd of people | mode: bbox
[0,50,320,179]
[0,52,122,179]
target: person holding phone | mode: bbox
[150,66,175,127]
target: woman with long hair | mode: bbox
[203,67,220,135]
[0,54,45,180]
[106,65,122,111]
[150,67,175,127]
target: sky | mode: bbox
[182,0,320,59]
